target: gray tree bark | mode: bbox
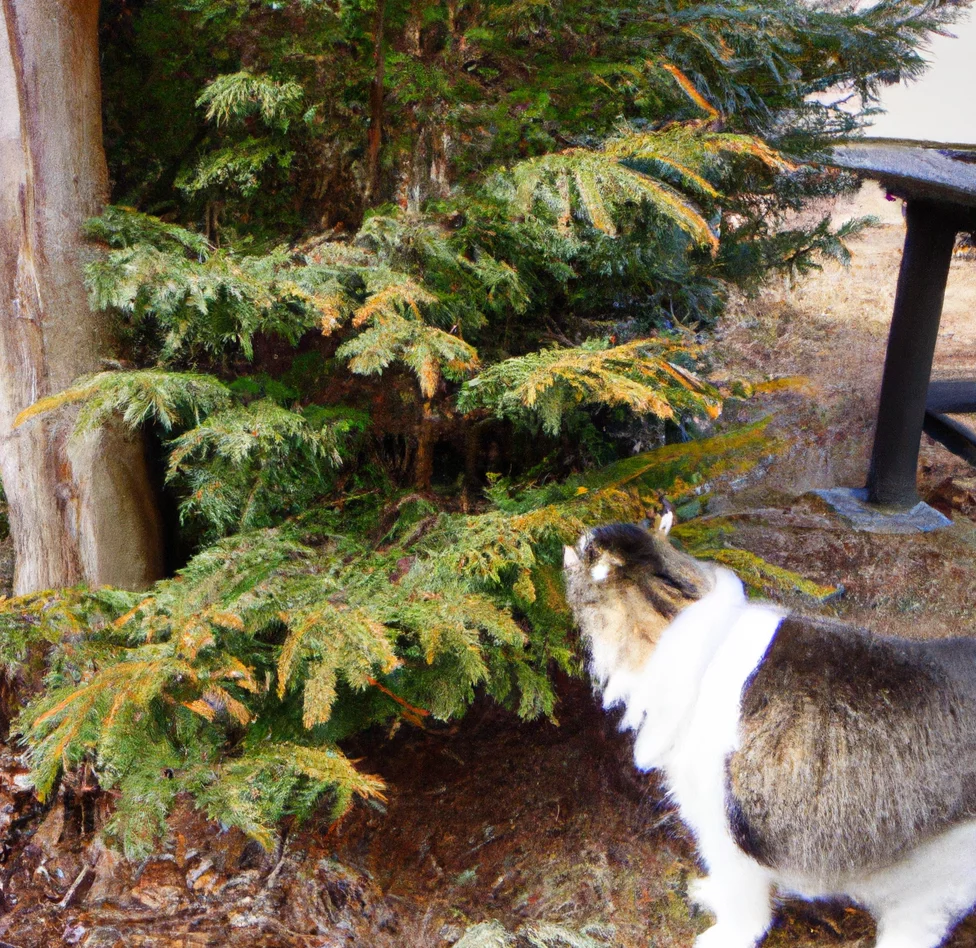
[0,0,163,594]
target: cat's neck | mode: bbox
[593,567,780,770]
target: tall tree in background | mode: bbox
[0,0,162,593]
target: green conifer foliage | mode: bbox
[0,0,956,855]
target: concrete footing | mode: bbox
[813,487,952,534]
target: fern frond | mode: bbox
[197,743,384,851]
[607,123,794,185]
[338,311,478,398]
[167,400,341,471]
[276,604,399,728]
[196,71,304,130]
[84,210,360,360]
[351,276,438,328]
[85,205,210,255]
[513,149,717,248]
[178,138,294,197]
[25,651,202,800]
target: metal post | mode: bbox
[866,200,958,508]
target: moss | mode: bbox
[580,419,784,506]
[702,547,839,603]
[674,510,840,604]
[670,517,735,550]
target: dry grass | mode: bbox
[712,183,976,646]
[789,185,976,374]
[718,182,976,495]
[722,182,976,384]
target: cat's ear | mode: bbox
[564,530,591,569]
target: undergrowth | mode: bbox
[0,420,834,857]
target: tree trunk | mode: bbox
[413,401,436,490]
[402,122,451,212]
[364,0,386,206]
[0,0,163,594]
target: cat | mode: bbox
[563,518,976,948]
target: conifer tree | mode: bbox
[0,0,961,854]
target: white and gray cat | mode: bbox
[563,518,976,948]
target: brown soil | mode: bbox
[3,184,976,947]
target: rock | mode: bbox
[440,923,466,944]
[32,804,65,860]
[57,866,95,909]
[11,774,33,793]
[237,840,267,870]
[453,920,614,948]
[86,842,126,905]
[80,928,123,948]
[927,475,976,518]
[62,922,86,945]
[515,921,611,947]
[186,857,220,894]
[214,867,262,899]
[316,858,369,917]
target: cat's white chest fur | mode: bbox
[589,565,780,773]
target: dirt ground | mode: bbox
[4,183,976,947]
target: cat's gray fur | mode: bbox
[730,615,976,875]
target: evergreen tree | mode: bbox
[0,0,961,854]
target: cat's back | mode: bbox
[727,615,976,880]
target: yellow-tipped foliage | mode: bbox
[513,149,718,247]
[338,309,479,399]
[458,336,720,436]
[15,370,233,434]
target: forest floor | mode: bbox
[4,184,976,946]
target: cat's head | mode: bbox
[563,516,711,661]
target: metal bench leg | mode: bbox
[866,200,957,507]
[923,411,976,465]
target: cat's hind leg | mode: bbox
[873,914,959,948]
[856,820,976,948]
[869,881,976,948]
[690,850,773,948]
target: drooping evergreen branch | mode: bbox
[457,337,720,436]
